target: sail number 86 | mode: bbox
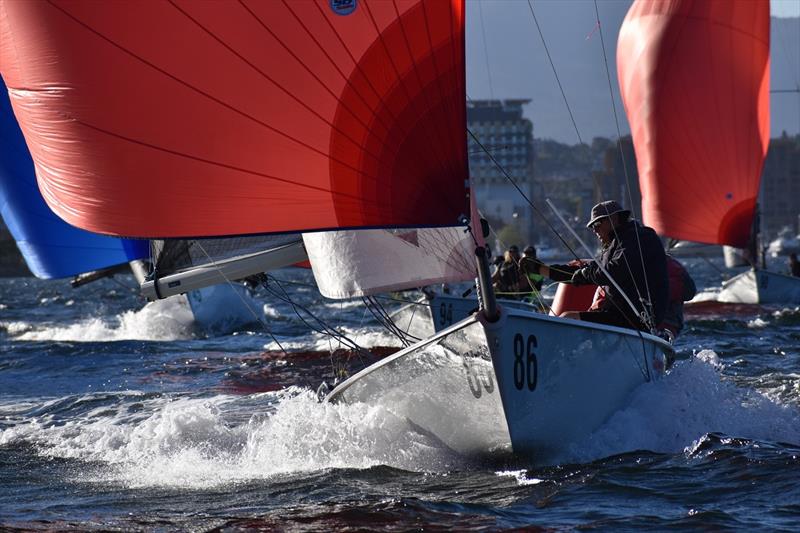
[513,333,538,391]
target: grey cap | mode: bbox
[586,200,630,228]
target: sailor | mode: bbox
[492,245,523,299]
[520,245,544,301]
[521,200,668,331]
[657,255,696,339]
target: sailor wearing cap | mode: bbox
[520,200,668,331]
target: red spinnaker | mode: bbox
[0,0,468,238]
[618,0,770,248]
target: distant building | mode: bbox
[760,133,800,239]
[467,99,539,248]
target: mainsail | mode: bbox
[0,79,147,279]
[0,0,469,239]
[617,0,770,248]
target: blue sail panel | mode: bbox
[0,81,148,279]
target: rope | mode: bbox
[194,240,288,353]
[361,295,420,346]
[593,0,654,324]
[523,0,655,329]
[467,129,581,261]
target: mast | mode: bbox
[475,246,498,322]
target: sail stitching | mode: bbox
[391,0,459,186]
[280,0,400,143]
[309,0,467,217]
[419,0,457,169]
[360,1,455,210]
[230,0,391,164]
[44,0,397,190]
[165,0,388,181]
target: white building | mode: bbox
[467,99,539,248]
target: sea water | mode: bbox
[1,259,799,530]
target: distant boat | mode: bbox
[766,228,800,259]
[618,0,799,305]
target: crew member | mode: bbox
[521,200,668,331]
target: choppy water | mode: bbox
[1,259,800,531]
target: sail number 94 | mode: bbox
[513,333,538,391]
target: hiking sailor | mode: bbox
[492,245,523,300]
[521,200,668,331]
[520,245,544,302]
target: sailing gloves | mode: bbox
[571,267,590,285]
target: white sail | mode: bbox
[304,226,476,299]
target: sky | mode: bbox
[465,0,800,143]
[772,0,800,18]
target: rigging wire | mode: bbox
[461,1,662,335]
[478,0,495,100]
[467,128,581,261]
[592,0,654,327]
[194,240,288,354]
[259,274,371,370]
[548,200,654,379]
[526,0,585,146]
[518,0,656,330]
[362,295,420,347]
[265,276,431,308]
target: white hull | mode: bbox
[327,317,511,456]
[187,283,262,334]
[718,268,800,304]
[329,307,671,463]
[484,307,669,461]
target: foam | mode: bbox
[5,351,799,487]
[2,389,465,489]
[6,297,196,342]
[558,351,800,465]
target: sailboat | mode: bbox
[618,0,800,305]
[0,0,672,461]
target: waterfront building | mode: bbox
[760,133,800,239]
[467,99,539,248]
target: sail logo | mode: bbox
[330,0,357,16]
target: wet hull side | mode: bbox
[485,307,669,462]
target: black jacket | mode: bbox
[551,220,668,329]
